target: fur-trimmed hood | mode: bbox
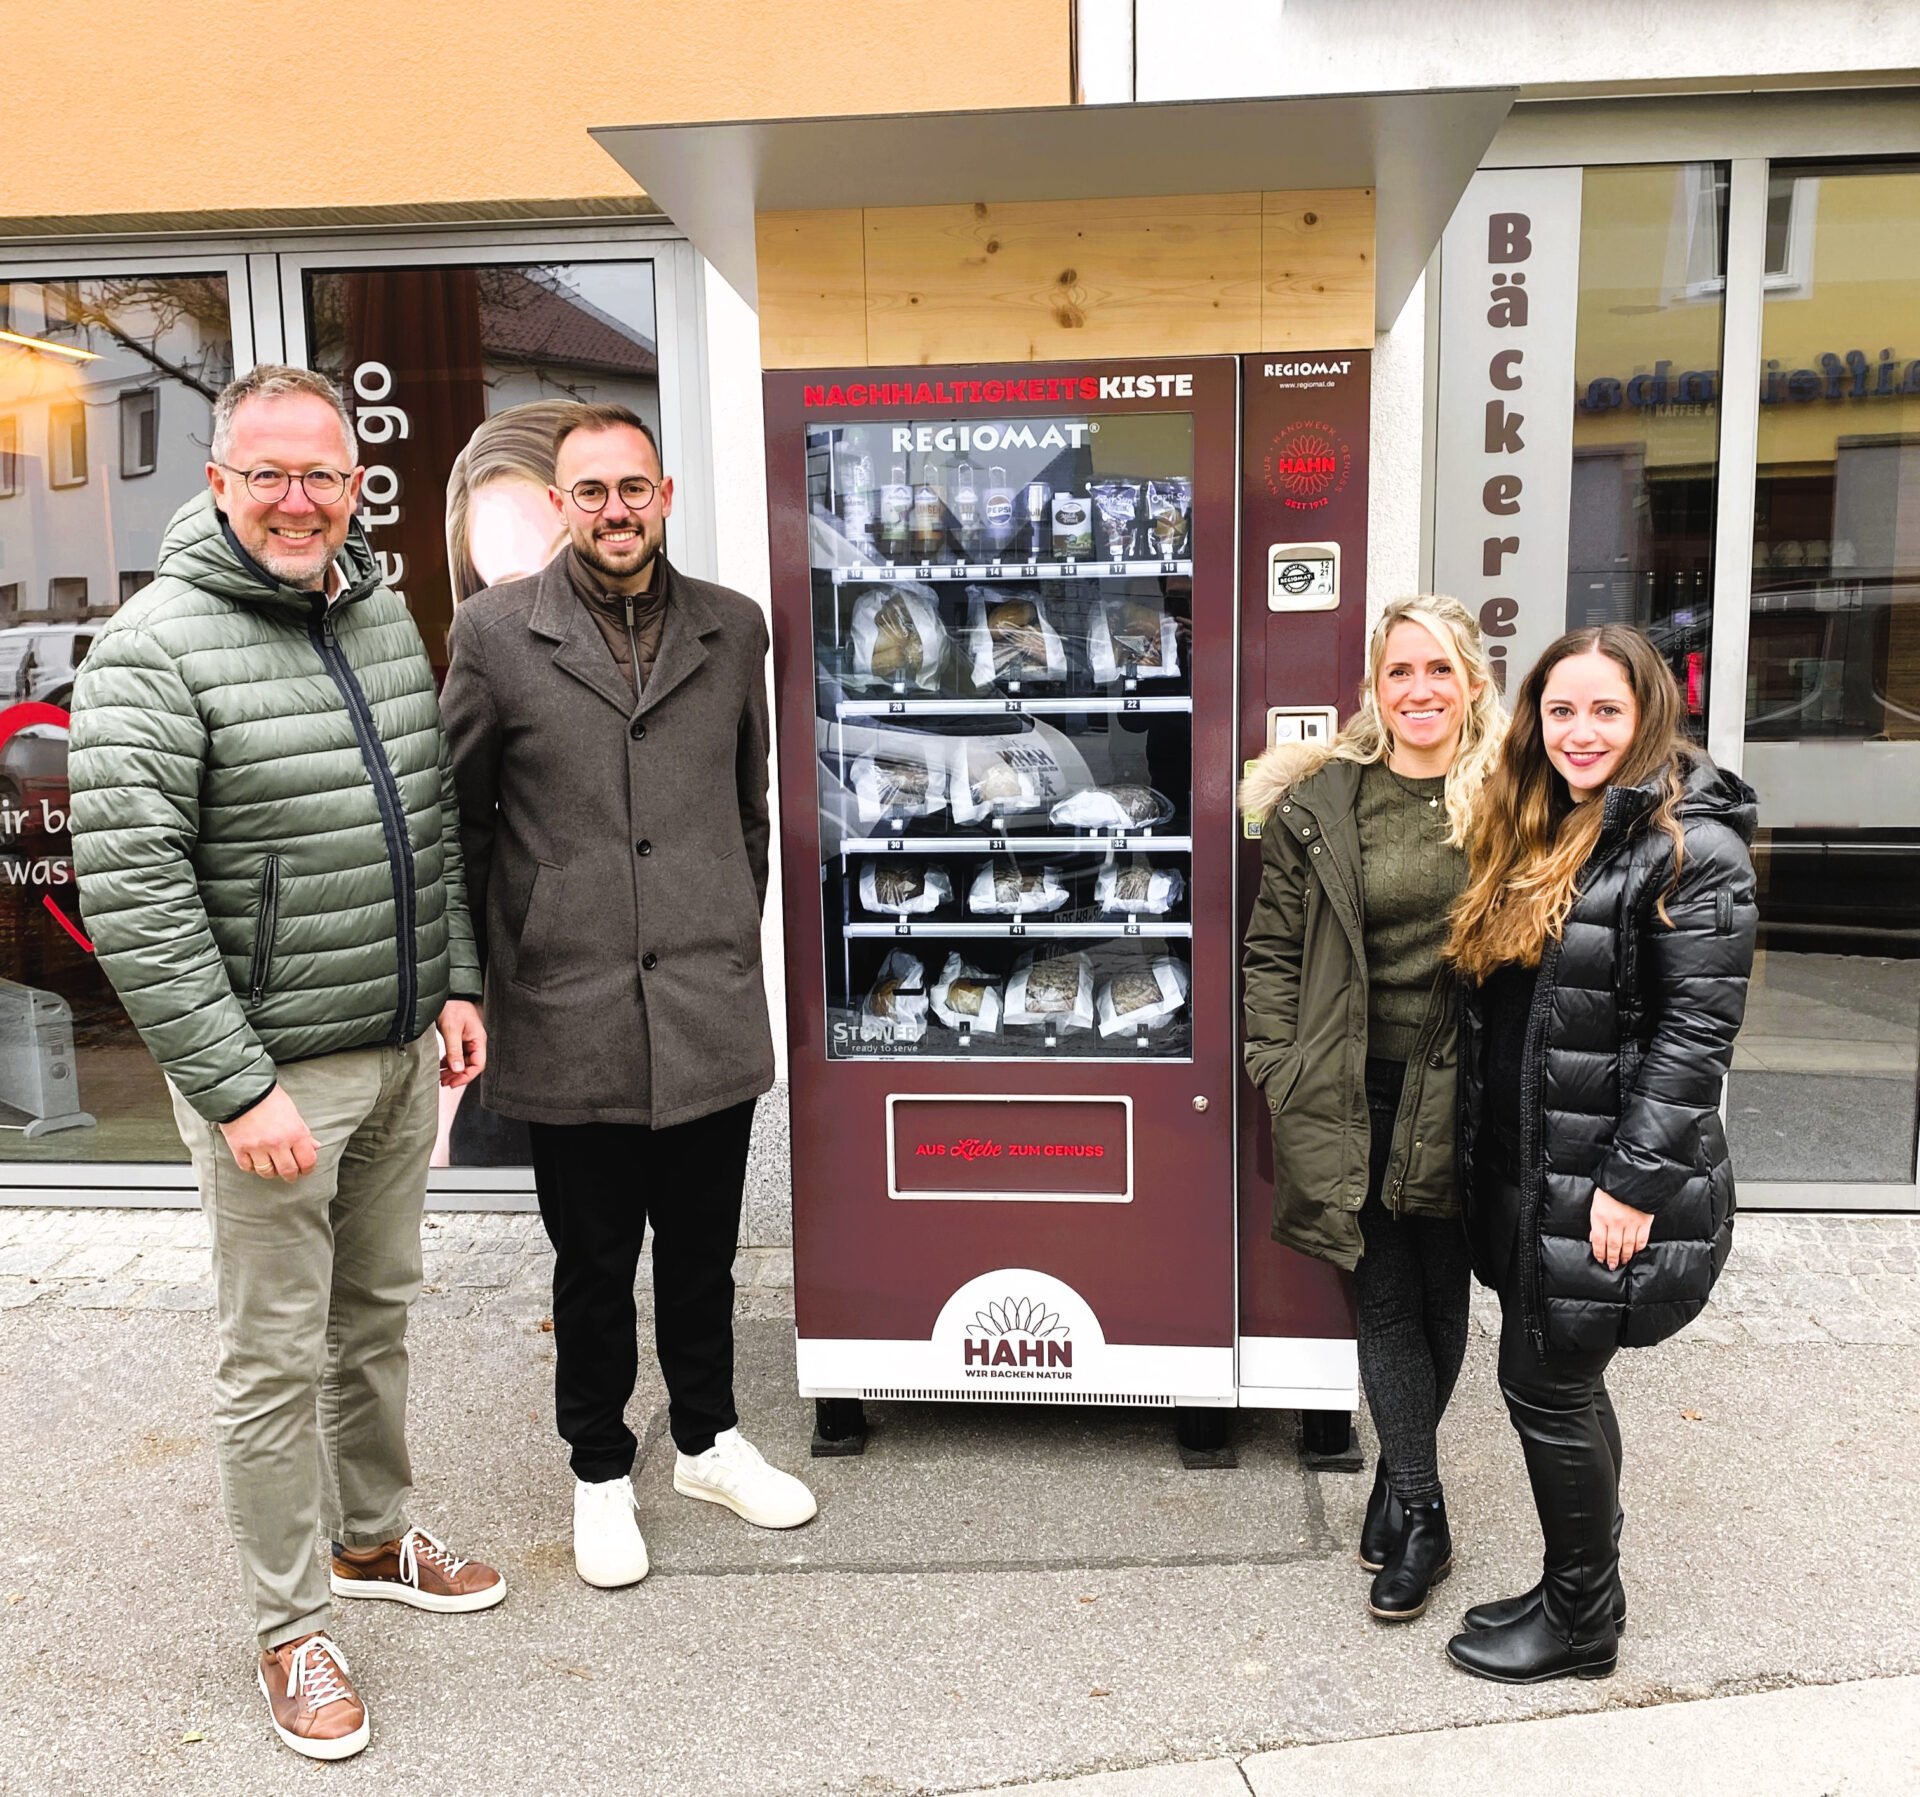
[1238,740,1337,825]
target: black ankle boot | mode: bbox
[1358,1460,1404,1573]
[1367,1495,1452,1621]
[1446,1608,1617,1683]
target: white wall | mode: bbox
[700,259,787,1080]
[1130,0,1920,100]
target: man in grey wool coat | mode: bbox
[442,403,816,1592]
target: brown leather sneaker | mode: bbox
[257,1633,369,1761]
[330,1525,506,1613]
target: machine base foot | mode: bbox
[811,1396,869,1458]
[1174,1405,1237,1470]
[1300,1408,1363,1471]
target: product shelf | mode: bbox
[828,559,1192,585]
[842,834,1194,855]
[843,921,1192,939]
[836,695,1193,718]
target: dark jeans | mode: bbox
[1353,1057,1472,1506]
[529,1100,755,1477]
[1486,1168,1624,1646]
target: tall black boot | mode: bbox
[1448,1387,1617,1681]
[1462,1507,1626,1633]
[1358,1458,1404,1573]
[1367,1494,1452,1621]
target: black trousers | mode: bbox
[529,1100,755,1477]
[1485,1168,1625,1646]
[1352,1058,1472,1507]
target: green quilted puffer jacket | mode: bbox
[68,489,480,1124]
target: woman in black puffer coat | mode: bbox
[1445,624,1757,1685]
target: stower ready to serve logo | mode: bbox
[1263,421,1352,511]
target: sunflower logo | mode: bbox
[967,1297,1070,1341]
[1264,421,1351,510]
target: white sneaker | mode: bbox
[673,1427,819,1530]
[573,1475,650,1588]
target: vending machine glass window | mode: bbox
[804,411,1196,1062]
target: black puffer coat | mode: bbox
[1459,755,1758,1354]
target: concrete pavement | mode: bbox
[1,1208,1916,1796]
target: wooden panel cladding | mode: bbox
[754,208,868,370]
[864,193,1263,366]
[1262,188,1374,352]
[756,189,1374,368]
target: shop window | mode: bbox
[1730,161,1920,1186]
[119,388,158,477]
[0,267,235,1171]
[47,403,86,488]
[1570,162,1727,736]
[0,414,16,498]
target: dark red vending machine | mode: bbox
[1234,352,1372,1450]
[764,359,1239,1435]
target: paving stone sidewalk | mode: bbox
[0,1206,1911,1342]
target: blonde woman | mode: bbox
[1241,596,1504,1623]
[1444,626,1755,1684]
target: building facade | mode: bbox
[3,0,1916,1213]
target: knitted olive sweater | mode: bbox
[1357,760,1467,1062]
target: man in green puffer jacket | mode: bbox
[67,366,504,1763]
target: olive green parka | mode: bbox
[1240,743,1461,1271]
[68,490,479,1125]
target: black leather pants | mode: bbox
[1488,1174,1624,1647]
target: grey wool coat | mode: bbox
[441,553,776,1128]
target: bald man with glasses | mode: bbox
[443,404,815,1595]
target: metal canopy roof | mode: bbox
[591,87,1514,325]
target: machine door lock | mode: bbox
[1192,1096,1210,1113]
[1267,541,1340,611]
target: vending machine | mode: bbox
[764,359,1240,1442]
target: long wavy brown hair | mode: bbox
[1447,625,1692,977]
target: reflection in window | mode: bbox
[48,404,86,488]
[119,388,158,477]
[1568,162,1728,737]
[0,269,235,1166]
[1731,162,1920,1186]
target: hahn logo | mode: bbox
[963,1296,1073,1371]
[933,1268,1104,1386]
[1264,422,1352,511]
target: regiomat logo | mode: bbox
[964,1297,1073,1370]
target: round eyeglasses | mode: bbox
[219,463,351,505]
[563,475,659,514]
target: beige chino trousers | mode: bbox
[170,1033,438,1648]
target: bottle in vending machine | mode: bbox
[877,459,912,562]
[952,460,982,561]
[837,428,874,549]
[982,466,1016,560]
[910,461,948,564]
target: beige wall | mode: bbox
[5,1,1072,222]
